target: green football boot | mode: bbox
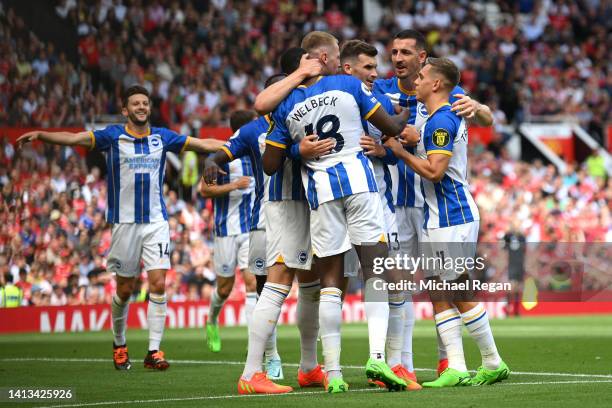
[325,376,349,393]
[470,361,510,385]
[206,323,221,352]
[422,367,471,388]
[365,358,407,391]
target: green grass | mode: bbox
[1,316,612,407]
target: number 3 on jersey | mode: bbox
[305,114,344,153]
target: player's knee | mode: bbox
[148,279,165,295]
[217,284,232,298]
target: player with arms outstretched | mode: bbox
[17,85,224,371]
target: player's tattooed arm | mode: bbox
[199,176,251,198]
[254,55,323,115]
[384,137,451,183]
[262,144,287,176]
[451,94,493,127]
[16,130,92,149]
[185,137,226,154]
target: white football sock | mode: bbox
[386,293,405,368]
[434,307,466,372]
[297,280,320,372]
[461,303,501,370]
[244,291,257,328]
[364,278,388,361]
[208,288,225,325]
[436,329,448,361]
[147,293,167,351]
[320,287,343,379]
[264,326,280,361]
[111,294,129,346]
[401,296,415,371]
[242,283,289,380]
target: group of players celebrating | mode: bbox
[17,28,509,395]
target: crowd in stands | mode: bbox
[1,132,609,307]
[0,0,610,306]
[1,0,610,144]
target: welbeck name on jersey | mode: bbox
[289,95,338,122]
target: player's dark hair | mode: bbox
[340,40,378,62]
[394,29,426,50]
[229,110,257,132]
[280,47,307,75]
[264,73,287,88]
[425,57,460,90]
[122,85,150,107]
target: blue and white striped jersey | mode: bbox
[416,104,479,229]
[213,156,255,237]
[221,115,270,231]
[266,75,380,209]
[374,77,465,209]
[89,125,190,224]
[361,89,397,215]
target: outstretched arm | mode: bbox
[16,130,93,149]
[366,107,410,138]
[254,55,323,115]
[184,137,225,154]
[200,176,251,198]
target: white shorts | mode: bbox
[311,192,385,257]
[213,233,249,277]
[343,246,360,278]
[421,221,479,281]
[107,221,171,278]
[396,206,424,259]
[265,200,312,270]
[248,229,267,276]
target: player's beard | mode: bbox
[128,110,150,127]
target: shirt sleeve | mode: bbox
[161,128,189,153]
[90,127,115,151]
[381,146,398,165]
[222,128,248,160]
[448,86,465,104]
[423,114,457,157]
[347,76,381,120]
[265,109,291,149]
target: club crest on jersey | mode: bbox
[150,137,161,147]
[297,250,308,264]
[418,104,428,118]
[361,82,372,96]
[432,128,450,147]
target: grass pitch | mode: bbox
[1,315,611,407]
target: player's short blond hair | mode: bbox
[301,31,338,53]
